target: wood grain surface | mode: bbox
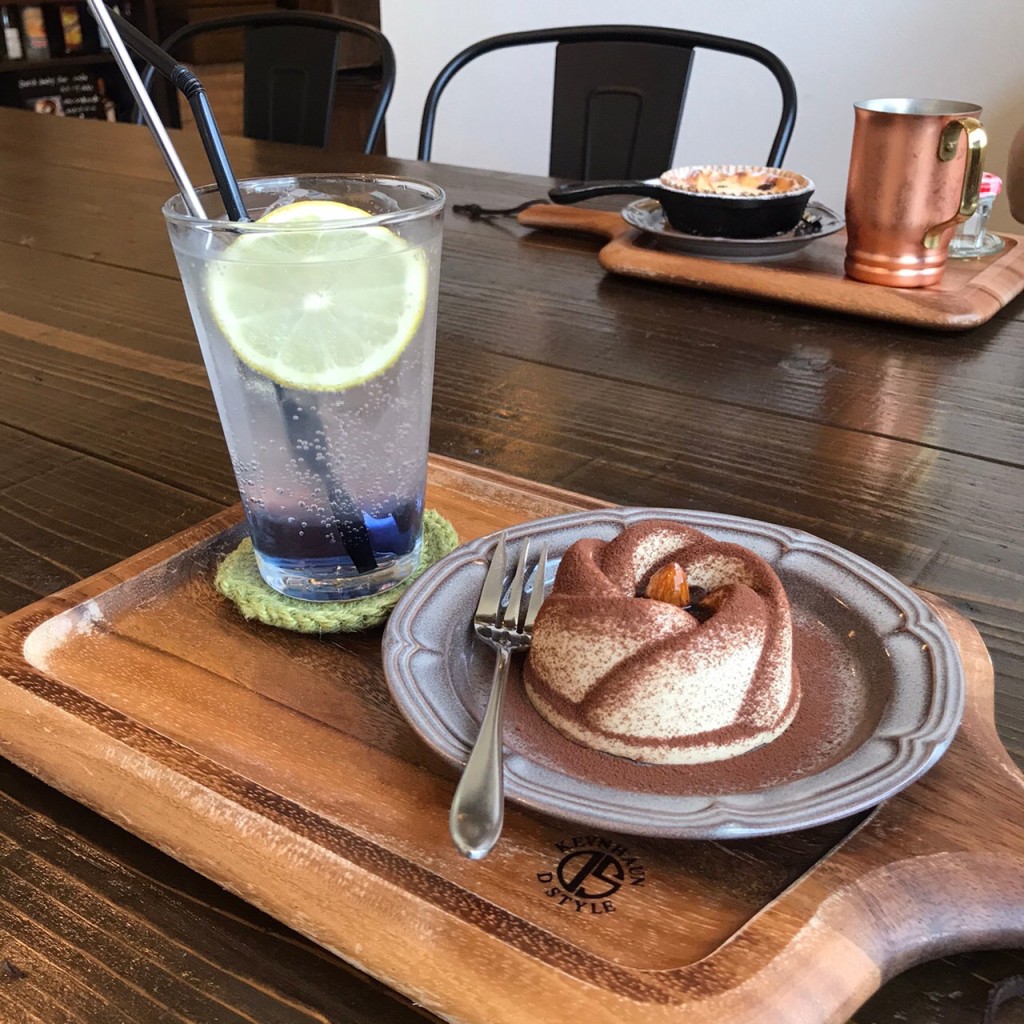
[0,107,1022,1022]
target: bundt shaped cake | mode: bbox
[523,520,800,765]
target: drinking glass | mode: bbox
[164,174,445,601]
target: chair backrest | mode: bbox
[144,11,395,150]
[418,25,797,179]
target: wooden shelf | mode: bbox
[0,52,116,74]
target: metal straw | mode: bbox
[107,9,248,223]
[83,0,204,217]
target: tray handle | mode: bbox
[517,203,634,240]
[714,594,1024,1023]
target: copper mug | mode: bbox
[845,98,987,287]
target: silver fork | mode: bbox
[450,533,548,860]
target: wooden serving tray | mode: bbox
[517,204,1024,330]
[0,454,1022,1024]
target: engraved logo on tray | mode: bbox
[536,836,646,914]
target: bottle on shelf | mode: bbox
[1,6,24,60]
[19,5,51,60]
[57,5,86,55]
[96,75,116,121]
[85,0,130,52]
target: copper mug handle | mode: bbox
[922,116,987,248]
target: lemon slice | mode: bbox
[257,199,370,226]
[208,199,429,391]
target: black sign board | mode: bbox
[15,69,114,119]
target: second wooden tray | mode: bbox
[0,455,1022,1024]
[517,204,1024,330]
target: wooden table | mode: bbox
[0,106,1022,1023]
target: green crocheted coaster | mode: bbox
[215,509,459,634]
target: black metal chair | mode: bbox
[139,11,395,150]
[418,25,797,179]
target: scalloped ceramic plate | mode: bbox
[622,198,844,261]
[381,509,964,838]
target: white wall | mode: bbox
[380,0,1024,231]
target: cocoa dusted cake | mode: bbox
[523,520,800,765]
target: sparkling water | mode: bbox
[165,176,444,601]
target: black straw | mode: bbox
[277,391,379,573]
[107,8,248,222]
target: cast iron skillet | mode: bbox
[549,169,815,239]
